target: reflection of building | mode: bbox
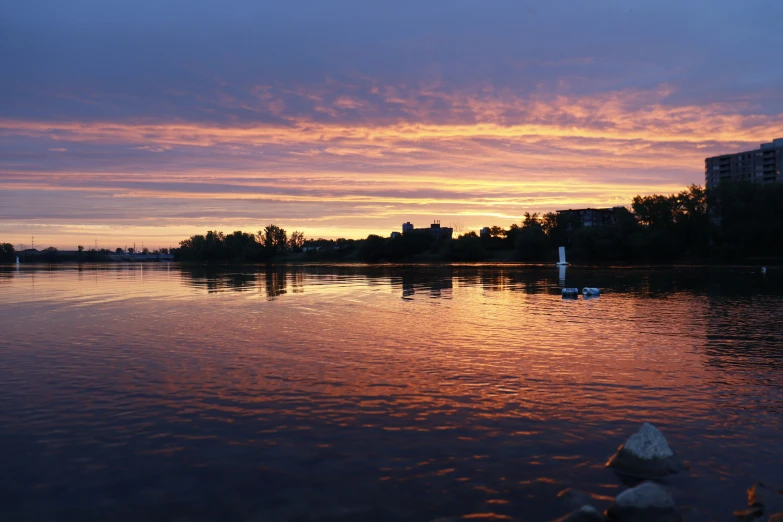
[556,208,618,227]
[398,221,453,240]
[705,138,783,189]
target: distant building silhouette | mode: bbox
[705,138,783,189]
[480,227,491,238]
[398,221,453,240]
[556,208,619,227]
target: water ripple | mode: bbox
[0,264,781,521]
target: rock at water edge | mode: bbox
[607,422,686,478]
[606,481,681,522]
[558,489,595,509]
[749,482,783,513]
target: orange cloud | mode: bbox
[2,86,779,149]
[1,85,781,247]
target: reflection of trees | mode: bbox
[178,266,306,299]
[703,294,783,374]
[264,269,287,299]
[176,265,783,314]
[698,290,783,425]
[179,267,259,293]
[398,269,453,299]
[290,269,304,294]
[454,267,555,295]
[0,268,13,285]
[615,267,780,300]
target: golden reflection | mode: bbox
[3,264,779,426]
[1,264,781,521]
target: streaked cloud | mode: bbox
[1,0,782,247]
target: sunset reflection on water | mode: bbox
[0,264,781,522]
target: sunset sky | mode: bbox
[2,1,783,249]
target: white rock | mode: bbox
[614,482,675,509]
[623,422,674,460]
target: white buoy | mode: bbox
[562,287,579,298]
[556,246,568,266]
[582,287,600,296]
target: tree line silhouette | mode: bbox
[177,225,305,262]
[2,182,782,264]
[350,182,783,263]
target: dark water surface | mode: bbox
[1,264,781,522]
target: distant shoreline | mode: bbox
[3,260,779,270]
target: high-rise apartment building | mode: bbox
[705,138,783,189]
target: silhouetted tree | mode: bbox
[224,230,262,261]
[515,219,549,261]
[505,223,521,247]
[359,235,386,262]
[628,184,709,261]
[260,225,288,256]
[0,243,15,262]
[489,226,505,238]
[288,231,305,253]
[710,181,783,259]
[541,211,582,250]
[522,212,541,228]
[449,232,487,261]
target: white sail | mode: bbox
[557,246,567,265]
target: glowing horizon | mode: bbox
[2,1,782,249]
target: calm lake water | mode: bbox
[1,264,781,522]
